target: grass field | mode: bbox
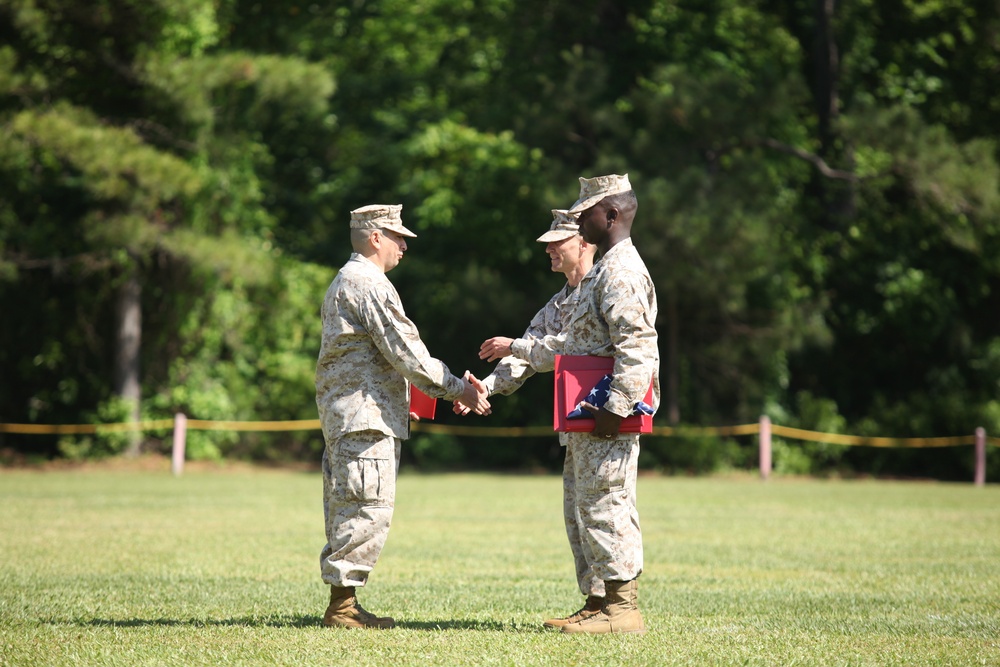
[1,464,998,666]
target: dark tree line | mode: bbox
[1,0,998,479]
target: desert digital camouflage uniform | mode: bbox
[483,281,581,396]
[316,252,467,588]
[510,238,659,583]
[483,208,584,398]
[482,279,605,597]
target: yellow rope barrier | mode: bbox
[184,419,321,432]
[769,424,975,448]
[0,418,995,447]
[0,420,174,435]
[649,423,761,437]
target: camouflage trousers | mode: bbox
[320,430,401,588]
[560,431,643,591]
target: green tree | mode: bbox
[3,0,998,480]
[217,0,1000,478]
[0,0,334,459]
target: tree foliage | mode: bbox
[0,0,334,460]
[1,0,998,479]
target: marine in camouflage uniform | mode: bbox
[508,174,659,634]
[479,210,606,611]
[315,204,489,629]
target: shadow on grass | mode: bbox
[75,615,320,628]
[396,619,543,632]
[70,616,541,632]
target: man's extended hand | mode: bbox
[580,402,624,439]
[459,371,491,415]
[479,336,514,362]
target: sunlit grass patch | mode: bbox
[1,469,997,666]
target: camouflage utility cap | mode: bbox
[568,174,632,214]
[350,204,417,238]
[537,209,581,243]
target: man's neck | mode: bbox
[600,232,630,255]
[360,252,387,273]
[564,261,593,287]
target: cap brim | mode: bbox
[567,194,604,214]
[536,230,579,243]
[384,224,417,238]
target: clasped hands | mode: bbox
[408,372,490,422]
[455,335,624,439]
[451,371,489,417]
[451,336,512,416]
[458,371,491,416]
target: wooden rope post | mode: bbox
[759,415,772,480]
[172,413,187,477]
[974,427,986,487]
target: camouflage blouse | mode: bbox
[510,239,660,418]
[315,254,466,440]
[484,281,583,397]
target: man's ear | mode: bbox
[606,206,619,225]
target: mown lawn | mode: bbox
[1,464,997,666]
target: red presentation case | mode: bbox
[409,385,437,420]
[553,355,654,433]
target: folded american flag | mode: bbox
[566,374,655,419]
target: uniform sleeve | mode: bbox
[600,270,658,417]
[510,331,569,372]
[485,294,558,396]
[485,357,534,397]
[358,282,465,401]
[506,286,576,374]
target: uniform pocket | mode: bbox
[580,439,628,494]
[343,457,390,503]
[336,431,395,505]
[337,431,395,459]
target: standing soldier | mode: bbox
[481,175,659,634]
[460,209,606,628]
[315,204,490,629]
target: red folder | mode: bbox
[554,355,654,433]
[409,385,437,420]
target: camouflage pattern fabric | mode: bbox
[315,253,466,442]
[349,203,417,237]
[561,431,604,597]
[320,430,401,587]
[315,252,468,588]
[510,238,660,417]
[563,430,643,583]
[484,281,582,397]
[483,278,603,596]
[568,174,633,214]
[509,238,656,584]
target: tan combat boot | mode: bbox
[322,586,395,629]
[542,595,604,629]
[561,579,645,634]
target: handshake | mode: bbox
[451,334,626,440]
[456,371,491,416]
[452,335,516,417]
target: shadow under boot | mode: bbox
[543,595,604,629]
[561,579,646,635]
[322,585,395,629]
